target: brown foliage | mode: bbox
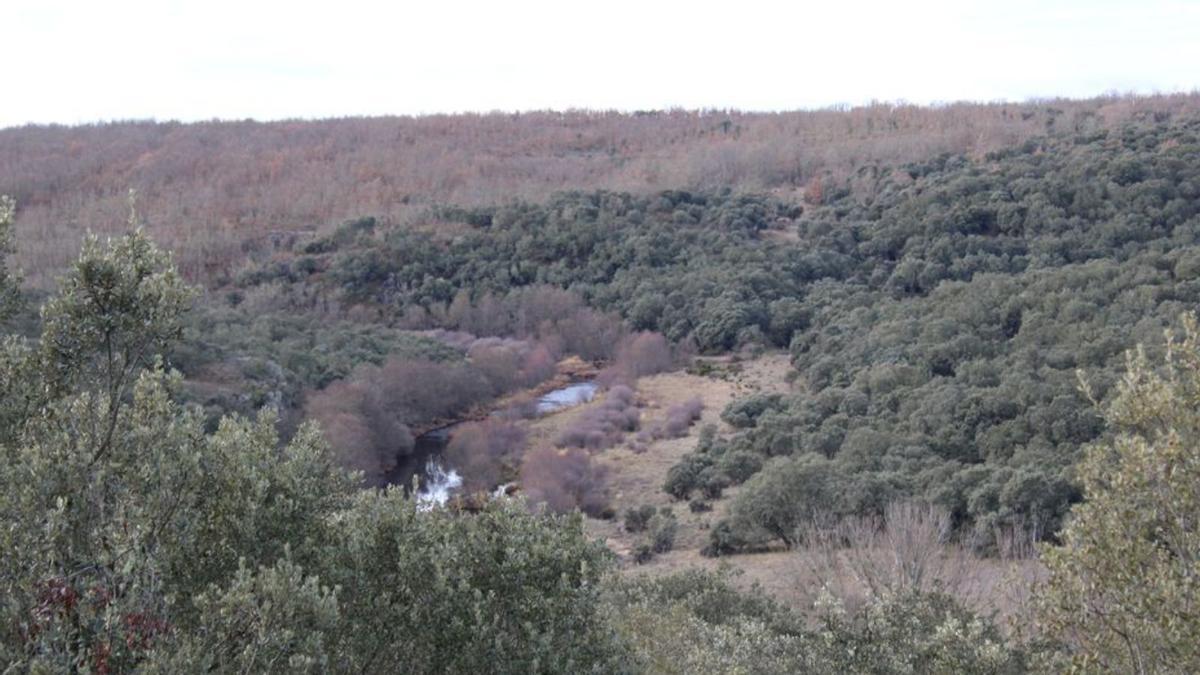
[443,419,527,493]
[519,447,609,517]
[442,286,627,362]
[600,331,673,386]
[304,378,414,483]
[467,337,557,394]
[557,385,640,451]
[8,94,1195,288]
[635,397,704,449]
[794,501,988,615]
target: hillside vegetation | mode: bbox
[5,95,1200,671]
[224,109,1200,551]
[4,94,1199,286]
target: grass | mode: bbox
[544,351,1042,628]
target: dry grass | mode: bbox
[552,352,1043,628]
[562,353,791,556]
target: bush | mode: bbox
[720,393,784,428]
[647,510,678,554]
[519,447,610,517]
[1039,316,1200,671]
[442,419,527,493]
[718,450,764,484]
[557,385,640,450]
[663,453,713,500]
[722,454,847,549]
[624,504,657,533]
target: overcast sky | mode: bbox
[3,0,1198,128]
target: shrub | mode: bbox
[718,450,764,484]
[1039,317,1200,672]
[624,504,657,533]
[723,454,847,549]
[663,453,713,500]
[557,385,640,450]
[647,510,678,554]
[442,419,527,493]
[519,447,610,517]
[720,393,784,428]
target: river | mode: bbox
[386,380,599,506]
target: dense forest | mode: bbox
[4,96,1200,672]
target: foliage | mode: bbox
[606,568,1026,674]
[173,305,461,428]
[716,454,848,550]
[624,504,657,533]
[243,190,806,353]
[670,116,1200,544]
[1038,315,1200,672]
[803,590,1028,674]
[519,447,611,517]
[720,392,784,428]
[0,223,625,672]
[0,195,20,323]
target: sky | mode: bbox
[3,0,1199,128]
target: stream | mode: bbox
[385,380,598,506]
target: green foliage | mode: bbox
[717,454,848,550]
[240,190,805,353]
[0,196,20,324]
[315,493,622,672]
[720,392,784,428]
[665,119,1200,542]
[606,569,1025,674]
[40,228,194,399]
[1038,315,1200,672]
[633,509,679,563]
[624,504,657,533]
[0,229,625,672]
[804,590,1028,674]
[173,305,461,426]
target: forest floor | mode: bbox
[527,351,1042,626]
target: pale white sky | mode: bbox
[3,0,1198,128]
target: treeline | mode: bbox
[5,94,1200,287]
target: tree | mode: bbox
[1038,315,1200,672]
[0,196,19,323]
[720,453,846,549]
[0,219,625,672]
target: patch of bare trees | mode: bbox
[519,447,610,517]
[792,501,1037,621]
[6,94,1197,288]
[443,419,527,494]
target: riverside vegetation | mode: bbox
[3,95,1200,671]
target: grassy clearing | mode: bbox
[537,351,1042,627]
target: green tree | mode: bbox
[0,196,19,323]
[720,453,846,549]
[1038,315,1200,672]
[0,217,625,672]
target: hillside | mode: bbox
[4,94,1200,287]
[205,108,1200,552]
[5,95,1200,670]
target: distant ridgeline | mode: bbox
[229,113,1200,545]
